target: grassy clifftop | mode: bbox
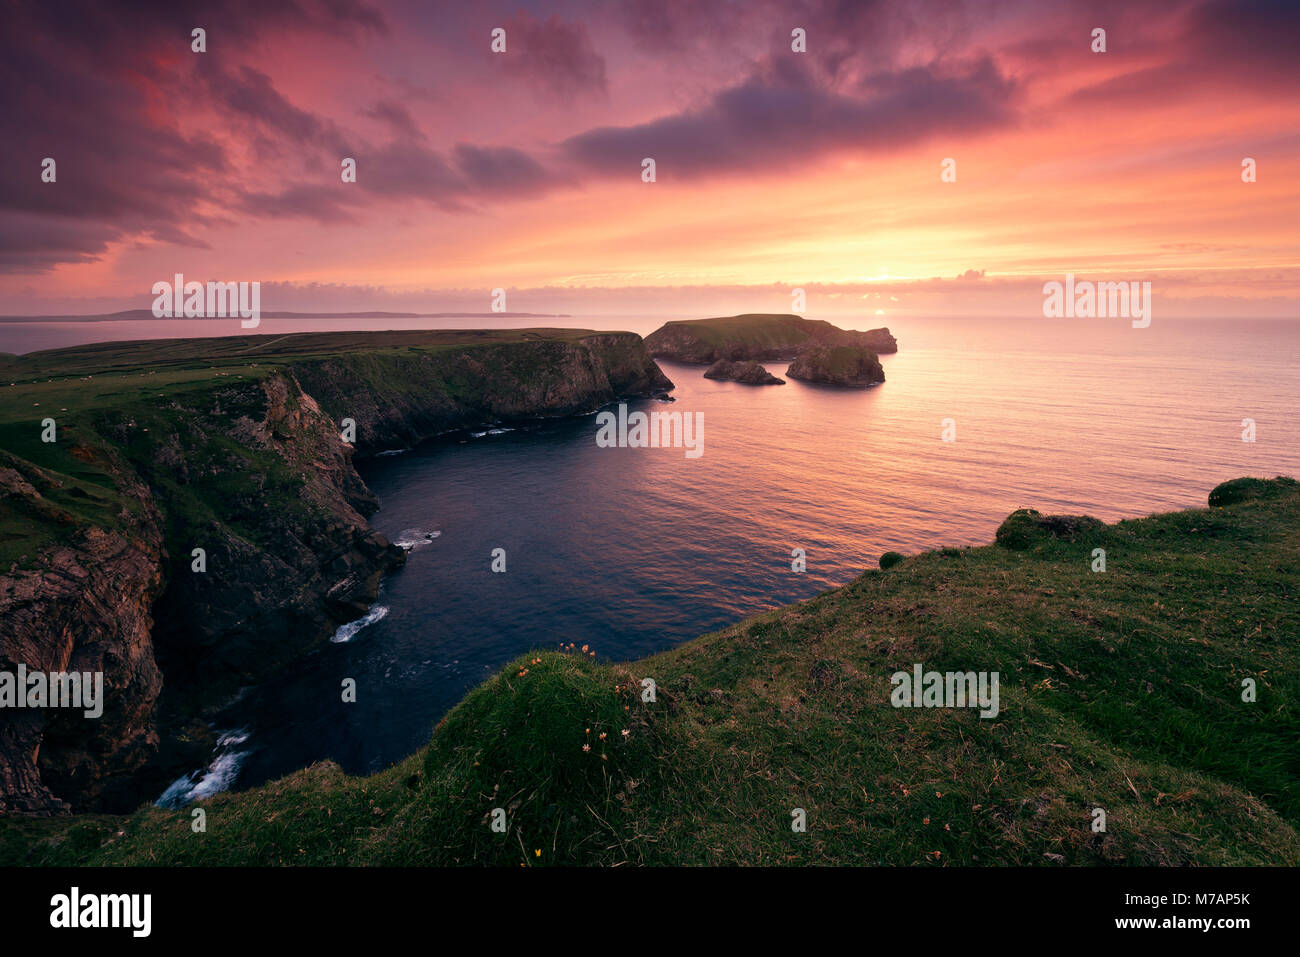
[0,328,672,813]
[6,477,1297,865]
[0,328,668,569]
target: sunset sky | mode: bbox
[2,0,1297,317]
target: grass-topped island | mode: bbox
[644,314,898,364]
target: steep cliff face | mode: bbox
[290,332,674,456]
[124,372,408,703]
[0,331,674,813]
[0,450,164,815]
[1,371,390,813]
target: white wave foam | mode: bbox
[155,727,253,808]
[216,728,250,748]
[331,604,389,642]
[394,528,441,549]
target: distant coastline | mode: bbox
[0,309,572,323]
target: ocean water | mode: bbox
[16,315,1293,802]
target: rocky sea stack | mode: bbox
[785,345,886,387]
[702,359,785,385]
[645,314,897,364]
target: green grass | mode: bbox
[6,477,1297,866]
[3,328,607,381]
[799,343,874,375]
[0,328,636,568]
[647,314,841,351]
[0,328,620,429]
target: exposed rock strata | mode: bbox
[0,332,673,813]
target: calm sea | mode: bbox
[5,315,1295,802]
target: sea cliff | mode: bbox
[0,329,673,813]
[4,476,1296,865]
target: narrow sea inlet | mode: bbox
[6,0,1298,893]
[157,315,1300,802]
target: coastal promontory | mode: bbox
[0,328,674,815]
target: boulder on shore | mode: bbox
[703,359,785,385]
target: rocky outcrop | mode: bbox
[702,359,785,385]
[840,327,898,354]
[133,372,408,702]
[290,332,674,457]
[785,345,886,387]
[0,450,165,815]
[645,314,897,364]
[0,330,674,813]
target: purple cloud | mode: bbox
[0,0,386,271]
[362,99,427,141]
[562,55,1017,178]
[452,144,553,195]
[500,11,607,99]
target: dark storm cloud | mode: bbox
[205,66,348,152]
[499,11,608,99]
[4,0,1292,275]
[452,145,553,195]
[233,185,363,225]
[0,0,385,271]
[235,141,557,222]
[562,55,1018,178]
[617,0,746,54]
[1059,0,1300,106]
[362,100,427,141]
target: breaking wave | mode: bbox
[155,728,252,808]
[330,604,389,643]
